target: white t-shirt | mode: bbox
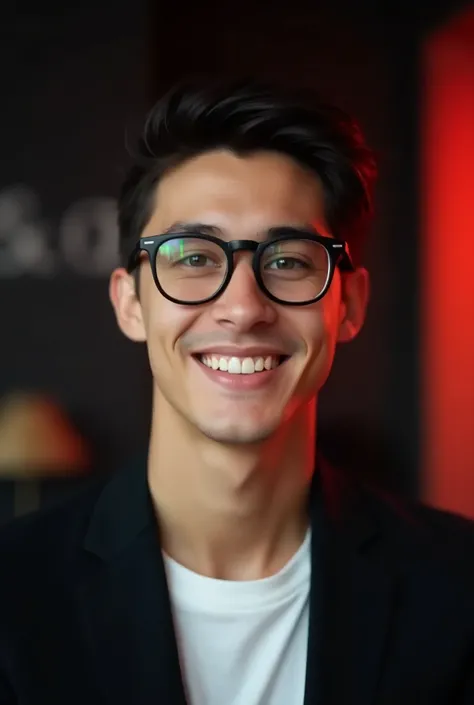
[163,530,311,705]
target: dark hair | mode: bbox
[118,79,377,266]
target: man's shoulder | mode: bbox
[362,480,474,575]
[327,462,474,551]
[371,484,474,540]
[0,475,106,581]
[411,497,474,537]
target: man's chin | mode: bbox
[195,420,279,445]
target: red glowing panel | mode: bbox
[421,8,474,517]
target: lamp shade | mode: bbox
[0,392,91,478]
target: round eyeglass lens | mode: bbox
[155,236,228,302]
[260,239,330,303]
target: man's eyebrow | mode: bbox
[266,224,322,238]
[162,222,223,236]
[161,222,323,240]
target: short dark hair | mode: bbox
[118,79,377,267]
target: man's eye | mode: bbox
[181,254,211,267]
[266,258,308,270]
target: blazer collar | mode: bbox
[83,453,153,561]
[83,453,381,562]
[80,455,394,705]
[306,457,396,705]
[79,455,187,705]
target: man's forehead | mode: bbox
[141,220,330,242]
[143,151,328,238]
[155,150,324,203]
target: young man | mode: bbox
[0,80,473,705]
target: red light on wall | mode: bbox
[421,8,474,518]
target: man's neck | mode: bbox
[147,397,317,580]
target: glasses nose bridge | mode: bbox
[226,239,261,274]
[219,240,267,307]
[227,239,260,256]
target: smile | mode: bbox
[197,354,286,375]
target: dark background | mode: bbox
[0,0,469,522]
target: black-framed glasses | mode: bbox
[127,227,354,306]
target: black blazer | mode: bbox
[0,458,474,705]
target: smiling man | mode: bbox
[1,81,474,705]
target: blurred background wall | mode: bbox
[0,0,473,522]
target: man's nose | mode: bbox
[210,257,277,332]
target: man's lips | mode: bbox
[189,345,289,357]
[193,352,289,374]
[192,352,289,391]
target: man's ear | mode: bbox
[337,267,370,343]
[109,268,147,342]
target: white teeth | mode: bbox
[228,357,242,374]
[241,357,254,374]
[199,354,282,375]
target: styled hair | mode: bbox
[118,79,377,266]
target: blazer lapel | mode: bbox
[76,462,188,705]
[75,457,397,705]
[305,462,397,705]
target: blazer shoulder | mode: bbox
[363,481,474,572]
[386,489,474,539]
[410,499,474,548]
[329,462,474,551]
[0,475,106,576]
